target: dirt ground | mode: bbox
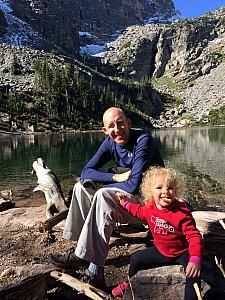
[1,176,225,300]
[0,202,149,299]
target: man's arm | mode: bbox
[104,134,164,194]
[80,138,115,182]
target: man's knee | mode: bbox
[94,188,118,204]
[95,187,110,197]
[73,181,82,191]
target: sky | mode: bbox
[173,0,225,18]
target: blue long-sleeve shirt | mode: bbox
[81,129,164,194]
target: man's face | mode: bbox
[102,109,131,146]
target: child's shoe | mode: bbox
[112,281,129,297]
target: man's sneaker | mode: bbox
[80,269,106,291]
[50,246,86,269]
[112,281,129,297]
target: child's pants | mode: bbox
[129,246,201,300]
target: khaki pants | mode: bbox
[63,182,143,266]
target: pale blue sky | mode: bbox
[173,0,225,18]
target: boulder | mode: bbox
[124,265,187,300]
[124,261,225,300]
[123,211,225,300]
[0,205,47,227]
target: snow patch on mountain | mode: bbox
[0,0,41,46]
[144,12,183,24]
[79,8,182,57]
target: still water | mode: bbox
[0,127,225,204]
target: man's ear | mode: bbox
[100,127,109,135]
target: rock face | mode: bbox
[0,44,65,92]
[1,1,225,127]
[0,0,178,53]
[103,7,225,81]
[80,0,177,40]
[101,6,225,125]
[6,0,80,54]
[0,9,7,35]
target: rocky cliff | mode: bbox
[79,0,178,40]
[102,7,225,81]
[1,1,225,130]
[0,0,178,53]
[0,8,7,35]
[0,43,163,132]
[101,6,225,126]
[5,0,80,54]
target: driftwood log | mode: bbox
[31,158,68,219]
[0,269,115,300]
[192,211,225,243]
[39,208,69,233]
[50,271,115,300]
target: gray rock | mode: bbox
[124,265,186,299]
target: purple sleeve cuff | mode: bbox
[123,201,131,210]
[189,256,202,265]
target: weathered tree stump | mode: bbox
[31,158,68,219]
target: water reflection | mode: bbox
[1,127,225,205]
[153,127,225,186]
[0,132,104,197]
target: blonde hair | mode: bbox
[140,166,185,203]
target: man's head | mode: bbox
[102,107,131,146]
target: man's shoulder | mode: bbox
[131,129,153,144]
[131,129,152,139]
[101,135,112,145]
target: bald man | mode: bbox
[51,107,164,289]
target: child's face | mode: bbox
[151,174,176,210]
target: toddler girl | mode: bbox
[112,167,203,299]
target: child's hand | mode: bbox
[116,192,129,206]
[185,262,201,278]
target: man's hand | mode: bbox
[185,262,201,278]
[112,170,131,182]
[116,192,129,206]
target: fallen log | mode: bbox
[39,208,69,232]
[50,270,115,300]
[219,219,225,230]
[215,256,225,278]
[192,211,225,242]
